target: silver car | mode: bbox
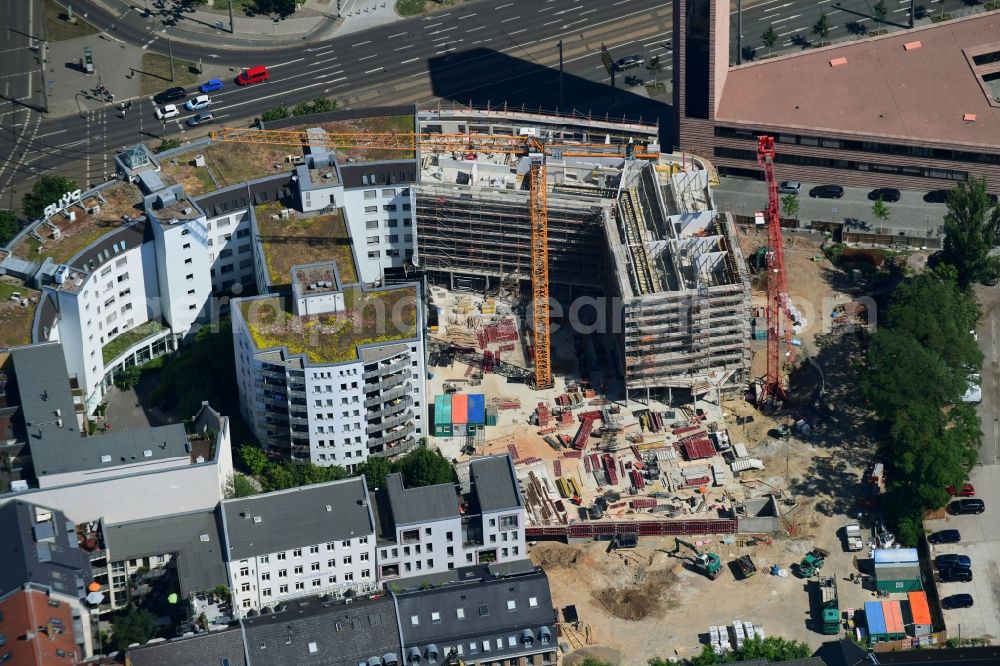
[187,112,214,127]
[778,180,801,195]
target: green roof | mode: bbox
[256,205,358,288]
[239,286,418,365]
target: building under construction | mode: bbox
[411,108,751,400]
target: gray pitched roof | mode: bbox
[469,455,521,513]
[243,594,401,666]
[394,564,556,662]
[11,343,189,479]
[382,473,459,527]
[127,628,248,666]
[222,478,373,561]
[103,509,228,597]
[0,500,91,597]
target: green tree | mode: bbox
[261,462,297,491]
[113,365,142,390]
[154,138,182,154]
[645,55,664,85]
[395,447,455,487]
[579,660,615,666]
[239,444,268,475]
[781,193,799,220]
[358,456,393,490]
[873,0,888,27]
[872,196,891,227]
[0,209,19,245]
[22,175,78,220]
[225,473,258,498]
[737,636,811,661]
[812,13,830,45]
[940,177,1000,289]
[761,25,778,56]
[110,606,156,651]
[260,106,290,122]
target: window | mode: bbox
[279,584,288,594]
[237,228,250,238]
[311,562,320,571]
[277,552,286,561]
[382,188,396,197]
[182,242,191,249]
[311,578,322,587]
[262,588,271,597]
[360,552,369,561]
[295,582,305,590]
[294,565,303,575]
[293,549,302,557]
[184,257,193,264]
[364,190,377,200]
[386,235,399,243]
[366,220,379,229]
[500,515,518,528]
[367,251,380,259]
[261,572,270,581]
[447,546,454,556]
[240,567,249,577]
[186,274,194,280]
[278,569,287,578]
[383,204,397,212]
[446,531,453,542]
[310,545,319,554]
[343,555,352,565]
[240,582,250,593]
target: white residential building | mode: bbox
[220,478,379,616]
[373,455,526,580]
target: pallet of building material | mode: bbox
[584,456,592,473]
[683,438,716,460]
[603,454,619,485]
[578,410,602,423]
[563,450,582,458]
[630,444,642,461]
[553,460,562,477]
[630,498,657,509]
[572,418,596,450]
[673,424,701,437]
[507,443,520,460]
[608,501,628,510]
[684,476,711,487]
[497,400,521,410]
[630,469,645,490]
[516,456,543,466]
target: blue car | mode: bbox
[200,79,224,94]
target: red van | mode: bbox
[236,65,269,85]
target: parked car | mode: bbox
[613,55,644,71]
[924,189,951,203]
[928,529,961,544]
[947,483,976,497]
[184,94,211,111]
[154,104,179,120]
[778,181,801,195]
[187,112,214,127]
[950,498,985,515]
[153,86,186,104]
[939,567,973,583]
[962,374,982,404]
[868,187,901,202]
[941,593,974,609]
[934,554,971,570]
[809,185,844,199]
[200,79,224,93]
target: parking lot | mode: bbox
[923,464,1000,642]
[712,177,950,238]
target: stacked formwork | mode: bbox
[415,183,610,288]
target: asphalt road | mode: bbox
[0,0,675,204]
[729,0,979,64]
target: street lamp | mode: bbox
[832,206,838,224]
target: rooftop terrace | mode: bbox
[238,285,418,364]
[0,280,41,348]
[255,203,358,287]
[157,141,300,197]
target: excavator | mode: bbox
[672,538,722,580]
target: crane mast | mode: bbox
[756,136,790,404]
[528,151,553,389]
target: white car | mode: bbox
[962,373,982,404]
[184,94,211,111]
[155,104,179,120]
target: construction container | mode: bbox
[434,394,453,437]
[451,393,469,431]
[485,404,499,426]
[467,394,486,425]
[874,548,921,592]
[906,591,932,636]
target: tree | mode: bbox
[239,444,268,475]
[358,456,393,490]
[0,209,20,245]
[261,462,297,491]
[737,636,811,661]
[260,106,290,122]
[110,606,155,651]
[761,25,778,56]
[645,55,664,85]
[22,175,78,220]
[154,138,182,153]
[781,193,799,220]
[812,13,830,45]
[579,660,615,666]
[113,365,142,390]
[873,0,888,27]
[225,473,258,498]
[309,96,337,113]
[872,196,891,227]
[940,177,1000,289]
[394,447,455,487]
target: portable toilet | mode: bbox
[434,394,452,437]
[467,394,486,436]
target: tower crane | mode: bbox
[755,135,792,404]
[211,127,658,390]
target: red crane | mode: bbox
[756,135,791,404]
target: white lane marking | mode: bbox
[468,25,486,31]
[401,57,419,64]
[36,129,68,139]
[423,22,442,28]
[352,40,372,46]
[211,81,329,113]
[365,66,385,74]
[459,12,477,19]
[387,32,407,38]
[764,2,794,13]
[269,58,305,68]
[396,44,414,50]
[495,2,513,7]
[359,54,378,60]
[762,13,801,24]
[509,28,527,35]
[500,15,521,22]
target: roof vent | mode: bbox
[253,516,263,523]
[829,57,848,67]
[904,41,922,51]
[963,113,977,122]
[143,450,153,458]
[308,642,318,653]
[100,455,112,463]
[200,534,210,542]
[326,505,332,512]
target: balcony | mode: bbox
[382,395,413,418]
[363,359,409,380]
[365,384,408,408]
[364,373,407,393]
[367,412,411,436]
[374,437,417,458]
[367,422,415,449]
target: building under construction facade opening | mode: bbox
[413,107,751,401]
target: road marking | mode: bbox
[436,48,457,55]
[395,44,414,50]
[365,66,385,74]
[359,54,378,60]
[36,129,68,139]
[429,26,458,34]
[141,36,159,49]
[352,40,372,46]
[401,57,419,64]
[580,8,597,14]
[387,32,408,38]
[500,15,521,22]
[316,70,345,78]
[211,81,329,113]
[763,2,793,12]
[495,2,513,8]
[543,19,560,25]
[468,25,486,31]
[509,28,527,35]
[613,0,629,4]
[458,12,477,19]
[269,58,305,68]
[423,22,442,28]
[763,13,801,24]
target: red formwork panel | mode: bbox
[528,519,738,540]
